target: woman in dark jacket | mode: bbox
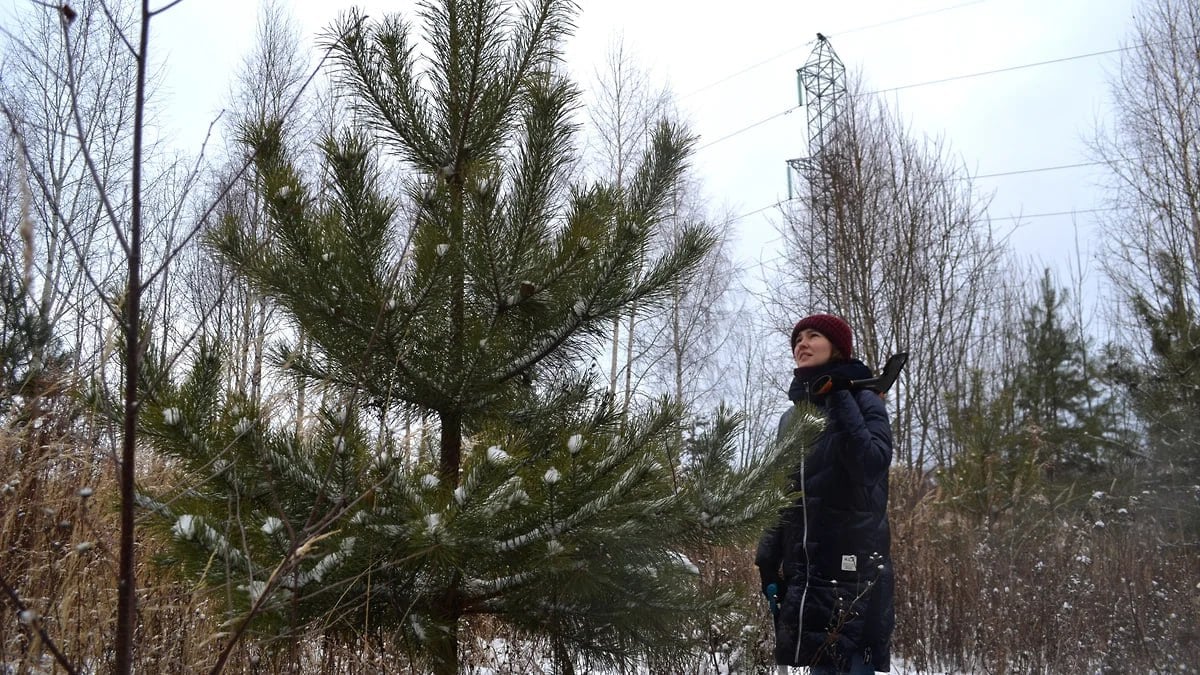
[756,314,894,675]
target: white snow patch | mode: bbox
[425,514,441,534]
[487,445,509,463]
[454,486,466,505]
[436,243,450,257]
[567,434,583,454]
[422,474,440,489]
[302,539,355,585]
[544,468,560,485]
[173,514,197,539]
[246,580,268,604]
[162,408,181,425]
[670,551,700,575]
[262,517,283,535]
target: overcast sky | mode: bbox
[7,0,1141,315]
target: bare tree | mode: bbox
[720,314,786,467]
[1094,0,1200,340]
[177,0,317,408]
[585,36,670,403]
[0,2,138,381]
[584,40,747,449]
[628,176,741,419]
[769,71,1013,470]
[1092,0,1200,500]
[0,0,329,670]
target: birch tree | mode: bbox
[770,72,1012,470]
[1093,0,1200,527]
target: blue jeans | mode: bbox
[807,652,875,675]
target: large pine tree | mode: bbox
[135,2,802,672]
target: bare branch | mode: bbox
[0,575,79,675]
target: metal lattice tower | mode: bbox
[786,33,847,201]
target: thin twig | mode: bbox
[59,10,132,256]
[140,34,341,293]
[148,0,188,18]
[0,100,123,323]
[0,574,80,675]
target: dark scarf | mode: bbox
[787,358,874,406]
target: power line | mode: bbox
[726,158,1119,223]
[737,205,1123,272]
[682,48,815,101]
[681,0,990,100]
[730,199,789,223]
[729,195,1122,227]
[834,0,990,39]
[864,46,1131,96]
[697,43,1137,152]
[989,207,1117,223]
[696,108,800,150]
[974,160,1107,180]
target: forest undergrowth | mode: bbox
[3,406,1197,673]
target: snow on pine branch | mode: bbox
[493,459,652,554]
[171,513,255,572]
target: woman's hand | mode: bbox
[809,373,851,396]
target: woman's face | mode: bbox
[793,329,833,368]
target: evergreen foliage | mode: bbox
[1010,270,1116,475]
[941,369,1040,522]
[1103,256,1200,535]
[0,260,60,417]
[132,2,805,672]
[1128,260,1200,477]
[942,271,1130,518]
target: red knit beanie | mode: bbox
[790,313,853,359]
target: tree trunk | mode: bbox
[116,3,152,670]
[553,635,576,675]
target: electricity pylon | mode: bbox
[786,33,847,204]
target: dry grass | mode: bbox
[3,408,1198,673]
[890,469,1200,674]
[0,390,226,673]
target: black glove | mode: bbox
[810,374,851,396]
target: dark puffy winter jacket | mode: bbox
[755,388,895,672]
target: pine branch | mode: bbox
[326,11,441,171]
